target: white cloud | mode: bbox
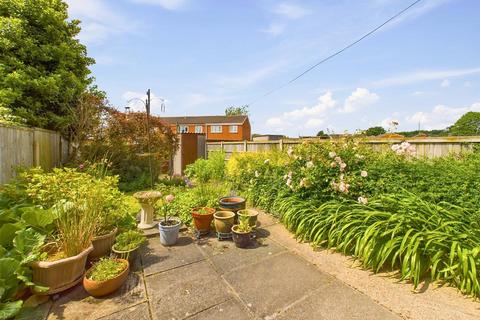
[340,88,379,113]
[440,79,450,87]
[128,0,187,10]
[372,67,480,87]
[274,3,309,19]
[65,0,135,44]
[261,23,285,37]
[305,118,324,128]
[413,91,424,96]
[217,63,284,88]
[265,91,336,132]
[406,102,480,130]
[122,91,168,114]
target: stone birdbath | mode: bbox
[134,191,162,230]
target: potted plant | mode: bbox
[232,215,253,248]
[191,207,215,235]
[112,230,146,263]
[237,209,259,228]
[89,227,117,260]
[30,197,98,294]
[158,194,182,246]
[83,258,129,297]
[219,196,246,214]
[213,211,235,236]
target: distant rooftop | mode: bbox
[162,115,248,125]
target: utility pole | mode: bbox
[146,89,154,189]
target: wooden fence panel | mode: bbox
[206,137,480,159]
[0,124,68,184]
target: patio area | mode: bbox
[35,211,398,320]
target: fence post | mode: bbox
[33,130,40,167]
[244,140,247,152]
[279,139,283,151]
[220,141,223,152]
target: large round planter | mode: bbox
[159,217,181,246]
[213,211,235,234]
[83,259,129,297]
[232,225,252,248]
[237,209,259,228]
[89,228,117,260]
[218,196,246,213]
[30,244,94,295]
[191,207,215,235]
[112,244,140,264]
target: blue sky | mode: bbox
[65,0,480,136]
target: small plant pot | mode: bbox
[112,244,140,264]
[83,259,130,297]
[30,245,94,295]
[232,225,253,248]
[237,209,259,228]
[213,211,235,234]
[218,196,246,213]
[191,207,215,235]
[89,228,117,260]
[159,217,181,246]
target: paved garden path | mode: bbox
[37,211,400,320]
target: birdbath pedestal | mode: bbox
[134,191,162,230]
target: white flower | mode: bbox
[299,178,308,188]
[339,174,344,180]
[329,151,336,158]
[264,159,270,164]
[340,162,347,170]
[165,194,175,203]
[254,171,260,178]
[287,147,293,157]
[306,161,314,168]
[334,156,342,163]
[286,178,292,187]
[391,144,400,152]
[361,170,368,178]
[338,182,348,193]
[283,174,288,180]
[330,162,337,168]
[358,196,368,205]
[355,154,365,160]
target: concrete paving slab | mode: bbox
[276,281,400,320]
[98,302,151,320]
[141,234,205,276]
[223,252,334,319]
[188,299,253,320]
[256,210,279,228]
[197,236,285,274]
[47,271,146,320]
[145,260,233,320]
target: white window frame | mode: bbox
[179,125,189,133]
[210,125,222,133]
[194,125,203,133]
[229,125,238,133]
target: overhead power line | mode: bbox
[247,0,422,106]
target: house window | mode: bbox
[210,125,222,133]
[179,125,189,133]
[195,125,203,133]
[229,125,238,133]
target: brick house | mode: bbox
[163,115,251,141]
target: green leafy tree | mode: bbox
[365,126,386,136]
[316,130,328,137]
[225,105,249,116]
[0,0,94,132]
[449,112,480,136]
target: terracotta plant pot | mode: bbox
[232,225,253,248]
[213,211,235,234]
[191,207,215,235]
[89,228,117,260]
[112,244,140,264]
[218,196,246,213]
[237,209,259,228]
[83,259,130,297]
[30,245,94,295]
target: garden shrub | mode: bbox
[184,151,226,183]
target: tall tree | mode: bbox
[0,0,94,132]
[225,105,249,116]
[449,112,480,135]
[365,126,386,136]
